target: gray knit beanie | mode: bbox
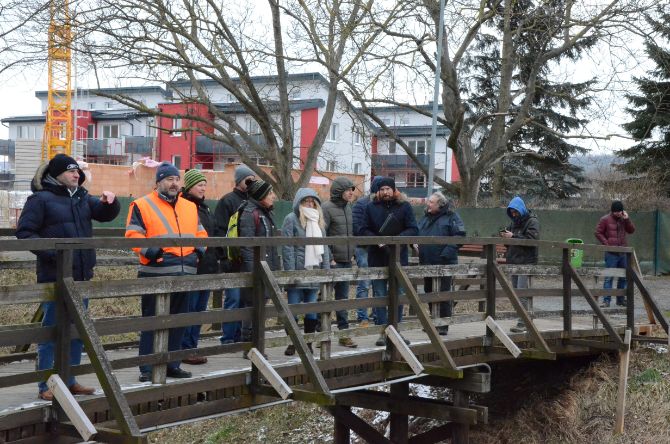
[234,165,255,185]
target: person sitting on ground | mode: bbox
[281,188,330,356]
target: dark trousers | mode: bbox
[139,291,190,373]
[424,277,453,318]
[182,289,210,350]
[332,261,352,329]
[604,252,627,305]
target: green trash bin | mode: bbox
[566,238,584,268]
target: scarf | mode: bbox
[302,206,324,268]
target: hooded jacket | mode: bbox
[505,197,540,264]
[359,191,418,267]
[16,163,120,283]
[418,201,466,265]
[282,188,330,288]
[239,198,280,272]
[322,177,354,262]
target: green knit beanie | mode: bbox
[183,169,207,193]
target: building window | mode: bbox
[247,118,260,135]
[17,126,26,139]
[88,103,95,110]
[172,155,181,169]
[87,124,95,139]
[257,157,270,166]
[327,123,338,141]
[382,118,391,126]
[172,118,182,136]
[407,172,426,188]
[105,101,114,109]
[388,140,396,154]
[408,140,427,155]
[326,160,338,172]
[289,88,301,99]
[400,117,410,126]
[102,124,119,139]
[354,163,361,175]
[353,132,361,145]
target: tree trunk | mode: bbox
[458,174,481,207]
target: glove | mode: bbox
[144,247,163,262]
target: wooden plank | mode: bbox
[333,405,351,444]
[485,245,496,344]
[151,293,169,384]
[614,329,632,435]
[392,262,459,370]
[631,270,669,333]
[389,381,409,444]
[385,326,424,375]
[326,406,391,444]
[319,283,332,360]
[492,263,552,353]
[564,339,624,352]
[248,348,293,400]
[46,375,97,441]
[569,264,625,346]
[563,248,572,335]
[632,251,655,324]
[259,260,330,394]
[484,316,521,358]
[408,423,455,444]
[62,279,141,437]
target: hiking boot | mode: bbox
[139,372,151,383]
[38,390,54,401]
[69,383,95,395]
[437,326,449,336]
[600,301,611,308]
[166,367,192,379]
[284,345,295,356]
[182,355,208,365]
[616,300,627,307]
[308,343,314,353]
[359,320,370,328]
[400,334,411,345]
[375,334,386,347]
[510,324,527,333]
[339,336,358,348]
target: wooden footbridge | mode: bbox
[0,233,667,443]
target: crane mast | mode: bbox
[42,0,73,160]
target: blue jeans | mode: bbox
[220,288,241,344]
[182,290,210,350]
[333,262,352,329]
[37,299,89,393]
[371,279,404,326]
[603,252,627,305]
[139,291,190,374]
[287,288,318,321]
[355,247,370,321]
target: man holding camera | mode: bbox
[595,200,635,308]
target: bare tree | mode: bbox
[70,0,401,199]
[0,0,49,77]
[344,0,654,206]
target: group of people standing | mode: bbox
[15,153,635,401]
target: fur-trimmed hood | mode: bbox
[371,189,409,204]
[31,162,85,194]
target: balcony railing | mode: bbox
[0,140,15,156]
[82,137,154,157]
[371,153,430,170]
[195,134,265,154]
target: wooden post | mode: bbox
[485,244,496,344]
[614,329,632,435]
[333,406,351,444]
[452,389,470,443]
[562,248,572,336]
[211,289,223,331]
[390,381,409,444]
[387,245,401,362]
[625,253,635,330]
[251,246,266,388]
[151,293,169,384]
[320,283,332,360]
[54,248,73,396]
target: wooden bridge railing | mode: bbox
[0,235,668,442]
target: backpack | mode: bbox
[225,201,260,262]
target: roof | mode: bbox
[35,85,171,100]
[169,72,330,90]
[375,125,450,137]
[91,111,153,121]
[368,104,445,113]
[212,98,325,114]
[0,115,45,123]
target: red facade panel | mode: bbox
[299,108,319,167]
[157,103,213,169]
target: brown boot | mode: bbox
[182,355,208,365]
[69,383,95,395]
[39,390,54,401]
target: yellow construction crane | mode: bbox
[41,0,73,160]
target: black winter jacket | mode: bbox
[239,199,280,272]
[322,178,354,262]
[505,212,540,264]
[16,164,120,283]
[417,204,466,266]
[181,193,219,274]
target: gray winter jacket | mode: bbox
[322,177,354,262]
[282,188,330,289]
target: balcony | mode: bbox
[195,134,265,155]
[0,140,14,157]
[371,153,430,170]
[82,137,155,157]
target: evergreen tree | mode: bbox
[618,11,670,192]
[465,1,590,199]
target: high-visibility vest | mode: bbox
[125,191,207,272]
